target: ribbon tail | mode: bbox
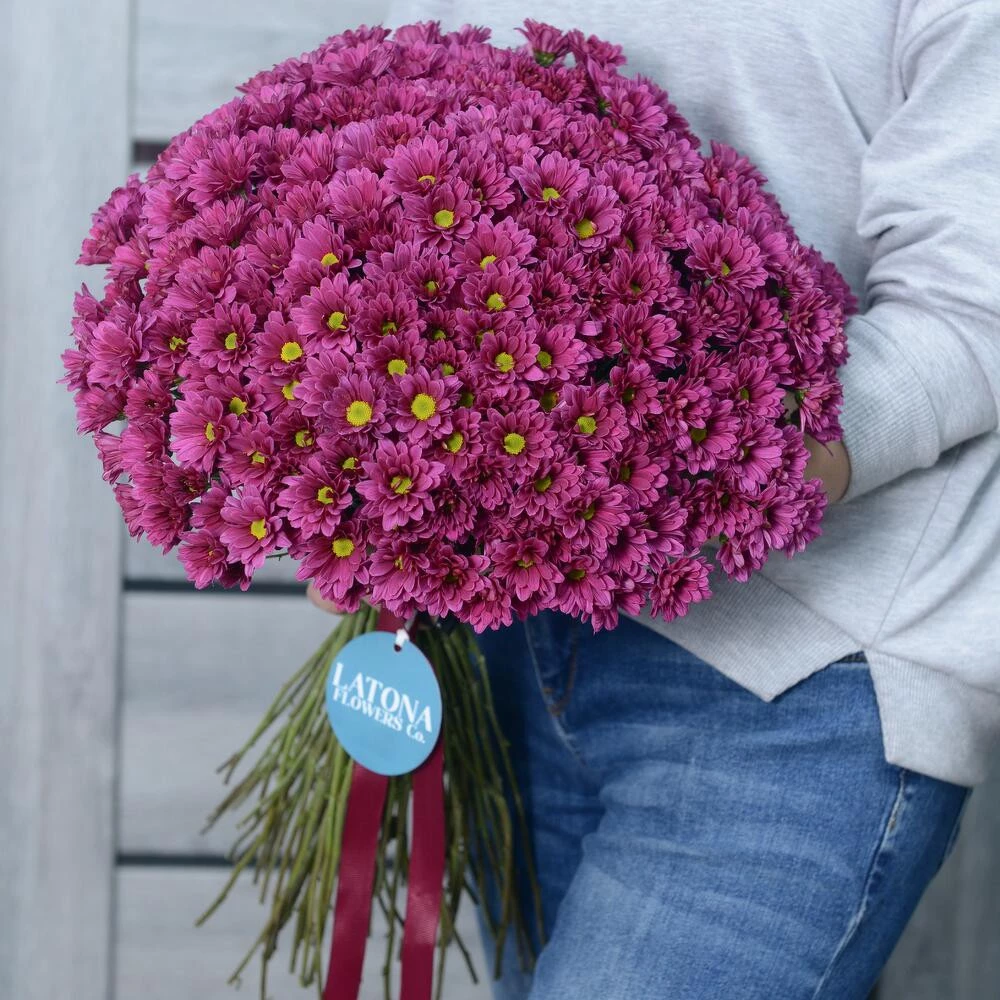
[400,731,446,1000]
[324,762,389,1000]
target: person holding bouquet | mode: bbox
[305,2,1000,997]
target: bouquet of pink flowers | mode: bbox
[63,18,854,999]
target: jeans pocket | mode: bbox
[524,611,580,716]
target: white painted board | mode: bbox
[116,866,493,1000]
[134,0,392,140]
[120,591,342,854]
[880,771,1000,999]
[0,2,130,999]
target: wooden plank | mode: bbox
[120,592,342,854]
[0,3,130,1000]
[116,866,492,999]
[134,0,391,140]
[879,776,1000,998]
[125,532,303,584]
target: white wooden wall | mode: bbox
[2,2,997,998]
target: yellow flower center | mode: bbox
[224,331,239,351]
[228,396,248,416]
[432,328,447,341]
[249,518,268,540]
[622,387,637,403]
[280,341,303,363]
[327,311,346,331]
[540,390,559,412]
[168,335,186,351]
[534,474,553,493]
[536,349,553,369]
[346,400,373,427]
[503,432,527,455]
[444,431,464,453]
[294,429,313,448]
[282,381,300,401]
[567,567,587,581]
[690,426,708,443]
[332,537,355,557]
[391,475,413,495]
[480,254,498,269]
[576,415,597,435]
[316,485,337,505]
[516,557,535,568]
[459,390,474,407]
[418,173,436,184]
[574,218,597,239]
[581,504,596,521]
[440,362,455,376]
[321,251,340,267]
[382,320,397,335]
[494,351,515,373]
[342,456,359,470]
[541,186,561,202]
[387,358,408,377]
[619,463,632,483]
[250,451,267,465]
[486,292,506,312]
[410,393,437,420]
[720,261,732,277]
[425,280,438,294]
[433,209,455,229]
[204,421,216,443]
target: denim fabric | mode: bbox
[470,611,971,1000]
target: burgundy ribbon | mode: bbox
[400,732,446,1000]
[325,761,389,1000]
[324,611,445,1000]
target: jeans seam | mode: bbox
[941,787,972,862]
[546,619,580,716]
[523,618,590,771]
[810,767,909,999]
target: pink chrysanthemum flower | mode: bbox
[483,405,553,483]
[278,455,351,534]
[314,371,389,440]
[251,312,310,376]
[686,222,768,296]
[169,396,238,474]
[404,179,479,250]
[392,370,453,443]
[565,184,624,250]
[488,536,562,604]
[453,217,537,276]
[188,301,256,374]
[219,485,291,572]
[291,522,369,606]
[649,556,712,621]
[384,135,457,196]
[357,439,445,531]
[178,528,245,590]
[290,272,362,347]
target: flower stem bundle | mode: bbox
[197,604,543,998]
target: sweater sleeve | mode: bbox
[838,1,1000,502]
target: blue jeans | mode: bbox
[470,611,971,1000]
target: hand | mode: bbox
[306,582,407,631]
[782,392,851,503]
[803,435,851,503]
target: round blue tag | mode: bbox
[325,630,442,776]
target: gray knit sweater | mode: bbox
[387,0,1000,785]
